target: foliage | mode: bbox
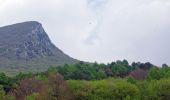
[48,74,74,100]
[0,85,5,100]
[129,68,148,80]
[68,78,140,100]
[0,61,169,100]
[110,60,129,76]
[148,65,170,80]
[25,93,39,100]
[0,73,12,93]
[2,73,74,100]
[55,60,154,80]
[127,77,137,84]
[56,63,106,80]
[4,95,16,100]
[142,78,170,100]
[9,78,50,100]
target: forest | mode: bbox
[0,60,170,100]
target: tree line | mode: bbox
[0,60,170,100]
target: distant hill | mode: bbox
[0,21,78,75]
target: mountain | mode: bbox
[0,21,78,74]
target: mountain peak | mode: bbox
[15,21,42,28]
[0,21,42,29]
[0,21,78,71]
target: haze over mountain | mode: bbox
[0,21,78,74]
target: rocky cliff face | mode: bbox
[0,21,78,72]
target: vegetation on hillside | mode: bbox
[0,60,170,100]
[56,60,153,80]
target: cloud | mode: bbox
[87,0,108,10]
[0,0,170,66]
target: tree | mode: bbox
[0,73,12,93]
[157,80,170,100]
[68,78,140,100]
[48,74,74,100]
[0,85,5,100]
[148,67,170,80]
[129,68,148,80]
[162,64,169,68]
[47,66,58,74]
[9,78,50,100]
[25,93,39,100]
[146,79,170,100]
[127,77,137,84]
[111,63,128,77]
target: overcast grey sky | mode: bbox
[0,0,170,65]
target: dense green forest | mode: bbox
[0,60,170,100]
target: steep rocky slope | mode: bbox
[0,21,78,74]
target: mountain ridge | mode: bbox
[0,21,78,74]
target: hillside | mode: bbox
[0,21,78,75]
[0,61,170,100]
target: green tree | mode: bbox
[25,93,39,100]
[127,77,137,84]
[0,85,5,100]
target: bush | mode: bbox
[25,93,39,100]
[67,78,140,100]
[0,85,5,100]
[146,79,170,100]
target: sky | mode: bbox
[0,0,170,66]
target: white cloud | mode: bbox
[0,0,170,66]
